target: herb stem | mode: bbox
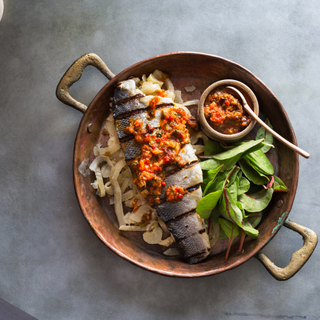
[237,230,245,254]
[225,226,234,262]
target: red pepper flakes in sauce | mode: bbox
[204,89,252,134]
[126,102,196,206]
[165,185,186,203]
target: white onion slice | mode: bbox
[78,158,90,177]
[190,130,209,144]
[163,248,181,256]
[193,145,206,155]
[183,85,196,92]
[183,99,200,106]
[143,227,163,244]
[174,90,183,104]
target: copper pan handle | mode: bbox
[56,53,115,113]
[256,220,318,281]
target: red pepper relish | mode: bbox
[125,103,196,205]
[204,89,252,134]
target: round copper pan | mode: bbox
[56,52,317,280]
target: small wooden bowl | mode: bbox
[198,79,259,142]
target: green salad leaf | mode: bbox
[196,125,287,262]
[197,190,224,219]
[255,119,274,153]
[238,188,274,212]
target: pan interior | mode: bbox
[73,52,298,277]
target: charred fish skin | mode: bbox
[154,186,202,222]
[166,210,207,240]
[113,80,143,104]
[166,211,210,264]
[115,108,165,140]
[112,79,211,264]
[154,187,211,264]
[113,80,174,119]
[121,137,199,163]
[160,163,202,199]
[113,98,147,118]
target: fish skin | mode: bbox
[113,79,174,118]
[120,138,142,160]
[113,79,211,264]
[113,97,147,118]
[154,187,202,222]
[160,163,202,199]
[166,210,206,240]
[113,80,142,104]
[115,108,168,139]
[121,137,198,164]
[178,232,211,263]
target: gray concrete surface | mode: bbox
[1,0,319,319]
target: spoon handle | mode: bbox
[244,103,310,159]
[226,86,310,159]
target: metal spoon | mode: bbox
[226,86,310,159]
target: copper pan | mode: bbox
[56,52,317,280]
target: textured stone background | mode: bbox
[0,0,319,319]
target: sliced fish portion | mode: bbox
[113,80,144,104]
[166,210,206,240]
[154,186,202,222]
[140,96,174,106]
[113,80,174,118]
[161,163,202,199]
[165,144,199,169]
[155,188,211,264]
[115,108,170,139]
[112,77,211,264]
[178,232,211,264]
[166,212,210,263]
[120,138,142,160]
[113,98,147,118]
[121,138,198,164]
[166,210,210,263]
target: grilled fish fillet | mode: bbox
[113,79,210,264]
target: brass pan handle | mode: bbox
[256,220,318,281]
[56,53,115,113]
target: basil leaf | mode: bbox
[212,139,264,161]
[238,188,274,212]
[243,149,274,176]
[196,189,224,219]
[255,119,274,153]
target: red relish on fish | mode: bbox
[112,78,211,264]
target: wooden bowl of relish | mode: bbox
[198,79,259,142]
